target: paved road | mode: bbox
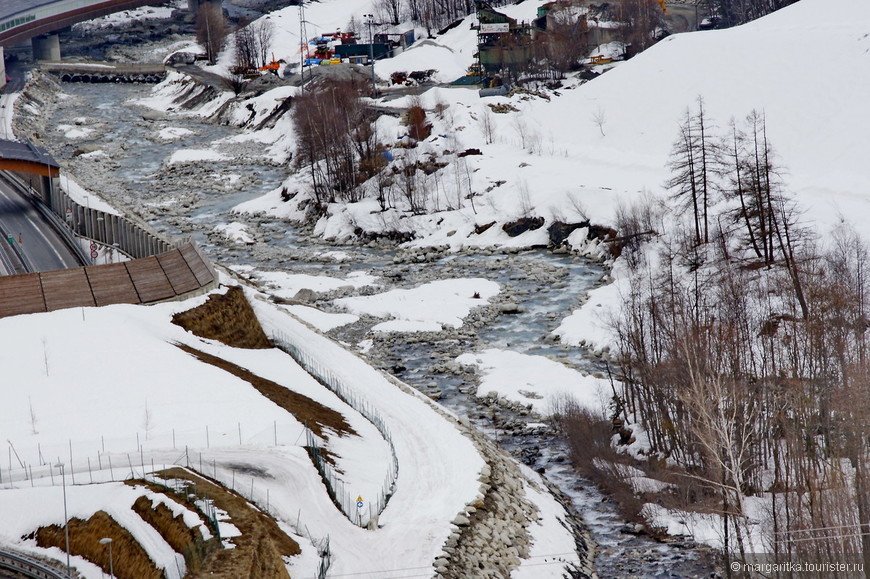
[0,179,82,273]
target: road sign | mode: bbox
[356,495,364,509]
[65,208,73,221]
[90,242,98,251]
[90,249,99,259]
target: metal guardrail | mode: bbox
[0,547,68,579]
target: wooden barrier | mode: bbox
[0,242,218,319]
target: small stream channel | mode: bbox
[44,81,715,577]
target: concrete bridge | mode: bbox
[0,0,221,86]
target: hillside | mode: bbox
[221,0,870,253]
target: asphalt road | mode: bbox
[0,179,82,273]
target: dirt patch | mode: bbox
[152,468,300,579]
[132,495,217,573]
[30,510,163,579]
[172,286,272,349]
[175,343,356,440]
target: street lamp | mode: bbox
[363,14,377,96]
[99,538,114,578]
[55,463,71,578]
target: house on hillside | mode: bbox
[474,0,537,74]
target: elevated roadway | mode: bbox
[0,177,84,274]
[0,0,172,47]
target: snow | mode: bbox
[213,221,254,244]
[4,0,866,572]
[282,304,359,331]
[58,175,122,216]
[56,124,93,139]
[0,278,494,577]
[553,261,627,351]
[73,4,177,32]
[0,483,192,579]
[253,296,489,578]
[167,148,227,164]
[335,278,499,332]
[514,464,586,578]
[157,127,195,141]
[456,348,611,416]
[231,268,379,300]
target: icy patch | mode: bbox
[168,148,227,164]
[456,348,610,416]
[335,278,499,332]
[158,127,195,141]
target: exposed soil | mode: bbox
[152,467,300,579]
[175,342,356,441]
[131,495,217,573]
[172,286,272,349]
[31,510,163,579]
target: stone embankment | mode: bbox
[377,370,596,578]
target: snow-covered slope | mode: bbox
[0,283,487,577]
[233,0,870,252]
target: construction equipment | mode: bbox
[258,53,283,73]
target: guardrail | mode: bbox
[0,548,68,579]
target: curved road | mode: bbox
[0,178,82,274]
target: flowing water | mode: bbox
[45,81,716,577]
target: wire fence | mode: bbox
[272,330,399,528]
[0,419,304,488]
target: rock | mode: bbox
[547,220,588,246]
[502,216,545,237]
[141,110,166,121]
[498,302,523,314]
[452,513,471,526]
[293,288,318,303]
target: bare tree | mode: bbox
[615,0,665,56]
[254,19,274,69]
[196,3,228,65]
[541,2,590,75]
[666,98,717,245]
[293,80,380,204]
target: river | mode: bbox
[42,80,714,577]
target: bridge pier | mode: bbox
[0,47,5,90]
[32,34,61,61]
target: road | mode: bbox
[666,1,704,33]
[0,178,83,273]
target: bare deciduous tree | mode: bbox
[196,3,228,65]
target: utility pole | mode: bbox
[299,0,308,91]
[364,14,376,97]
[56,463,70,578]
